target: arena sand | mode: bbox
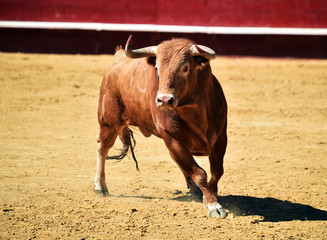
[0,52,326,239]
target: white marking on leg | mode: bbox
[94,143,109,195]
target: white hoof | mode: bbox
[94,179,109,196]
[207,203,227,218]
[94,186,109,196]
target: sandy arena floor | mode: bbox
[0,52,327,239]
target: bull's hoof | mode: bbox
[207,203,228,219]
[94,185,109,197]
[94,188,109,196]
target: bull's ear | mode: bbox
[194,56,209,67]
[147,56,156,66]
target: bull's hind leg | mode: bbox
[94,125,119,196]
[207,125,227,217]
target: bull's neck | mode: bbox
[177,66,214,139]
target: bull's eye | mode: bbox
[155,63,160,80]
[182,64,189,73]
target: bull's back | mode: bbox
[106,50,150,93]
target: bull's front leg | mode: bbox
[161,131,227,218]
[184,174,203,201]
[208,126,227,201]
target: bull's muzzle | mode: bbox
[156,94,177,109]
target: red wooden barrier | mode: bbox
[1,0,326,28]
[1,0,326,57]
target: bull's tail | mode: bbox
[106,126,139,171]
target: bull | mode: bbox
[95,35,228,218]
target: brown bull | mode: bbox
[95,35,228,218]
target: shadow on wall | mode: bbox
[172,194,327,222]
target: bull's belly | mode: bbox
[191,151,209,156]
[189,143,210,156]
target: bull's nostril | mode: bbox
[156,94,176,108]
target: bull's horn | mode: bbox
[125,35,157,58]
[190,45,216,60]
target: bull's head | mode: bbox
[125,35,215,109]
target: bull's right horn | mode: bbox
[190,44,216,60]
[125,35,157,59]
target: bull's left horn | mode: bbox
[190,45,216,60]
[125,35,157,59]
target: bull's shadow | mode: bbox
[172,194,327,222]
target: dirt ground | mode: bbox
[0,52,327,239]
